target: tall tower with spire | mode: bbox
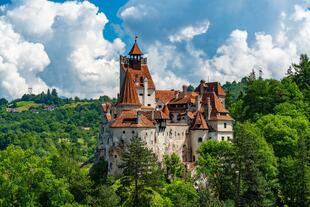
[119,37,156,108]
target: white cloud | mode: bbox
[169,21,209,42]
[0,0,125,100]
[0,18,49,100]
[200,6,310,83]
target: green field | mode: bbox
[15,101,40,112]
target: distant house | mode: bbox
[6,108,19,113]
[44,105,56,111]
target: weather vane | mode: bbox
[135,35,138,42]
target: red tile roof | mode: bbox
[202,92,228,113]
[121,64,156,89]
[191,111,208,130]
[206,82,226,96]
[169,92,198,105]
[118,69,142,107]
[162,104,170,117]
[110,110,155,128]
[155,90,176,103]
[195,81,226,97]
[128,42,143,55]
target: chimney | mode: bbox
[143,77,148,106]
[182,85,188,93]
[137,111,142,123]
[206,97,212,120]
[175,91,180,99]
[200,80,206,95]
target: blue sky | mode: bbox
[0,0,310,99]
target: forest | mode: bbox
[0,54,309,207]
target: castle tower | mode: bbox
[119,38,156,108]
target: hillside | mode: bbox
[0,55,309,206]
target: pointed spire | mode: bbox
[119,69,141,106]
[191,111,208,130]
[128,36,143,55]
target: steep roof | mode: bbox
[169,92,199,105]
[128,41,143,55]
[121,65,156,89]
[162,104,170,117]
[155,90,176,104]
[110,110,155,128]
[206,82,226,96]
[191,111,208,130]
[202,92,228,113]
[118,69,142,106]
[195,81,226,97]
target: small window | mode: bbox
[123,131,125,134]
[192,156,196,162]
[147,104,151,106]
[224,123,227,128]
[132,130,135,134]
[198,137,203,143]
[139,93,143,96]
[148,94,151,96]
[227,136,231,141]
[114,155,117,158]
[221,136,225,141]
[209,137,212,140]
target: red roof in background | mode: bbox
[118,69,142,106]
[202,92,228,114]
[169,92,199,105]
[128,42,143,55]
[155,90,176,103]
[195,81,226,97]
[191,111,208,130]
[110,110,155,128]
[206,82,226,96]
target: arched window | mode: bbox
[198,137,203,143]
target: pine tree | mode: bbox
[234,123,278,207]
[119,137,162,207]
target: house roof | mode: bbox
[155,90,176,104]
[110,110,155,128]
[195,81,226,97]
[118,69,142,107]
[201,92,228,113]
[191,111,208,130]
[169,92,199,105]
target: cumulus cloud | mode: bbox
[0,17,49,99]
[169,21,209,43]
[0,0,125,100]
[200,6,310,83]
[119,0,310,85]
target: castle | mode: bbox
[97,39,234,175]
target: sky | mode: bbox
[0,0,310,100]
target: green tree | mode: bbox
[198,140,235,200]
[288,54,310,91]
[163,180,199,207]
[234,123,278,206]
[119,137,163,207]
[0,146,75,207]
[163,153,186,182]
